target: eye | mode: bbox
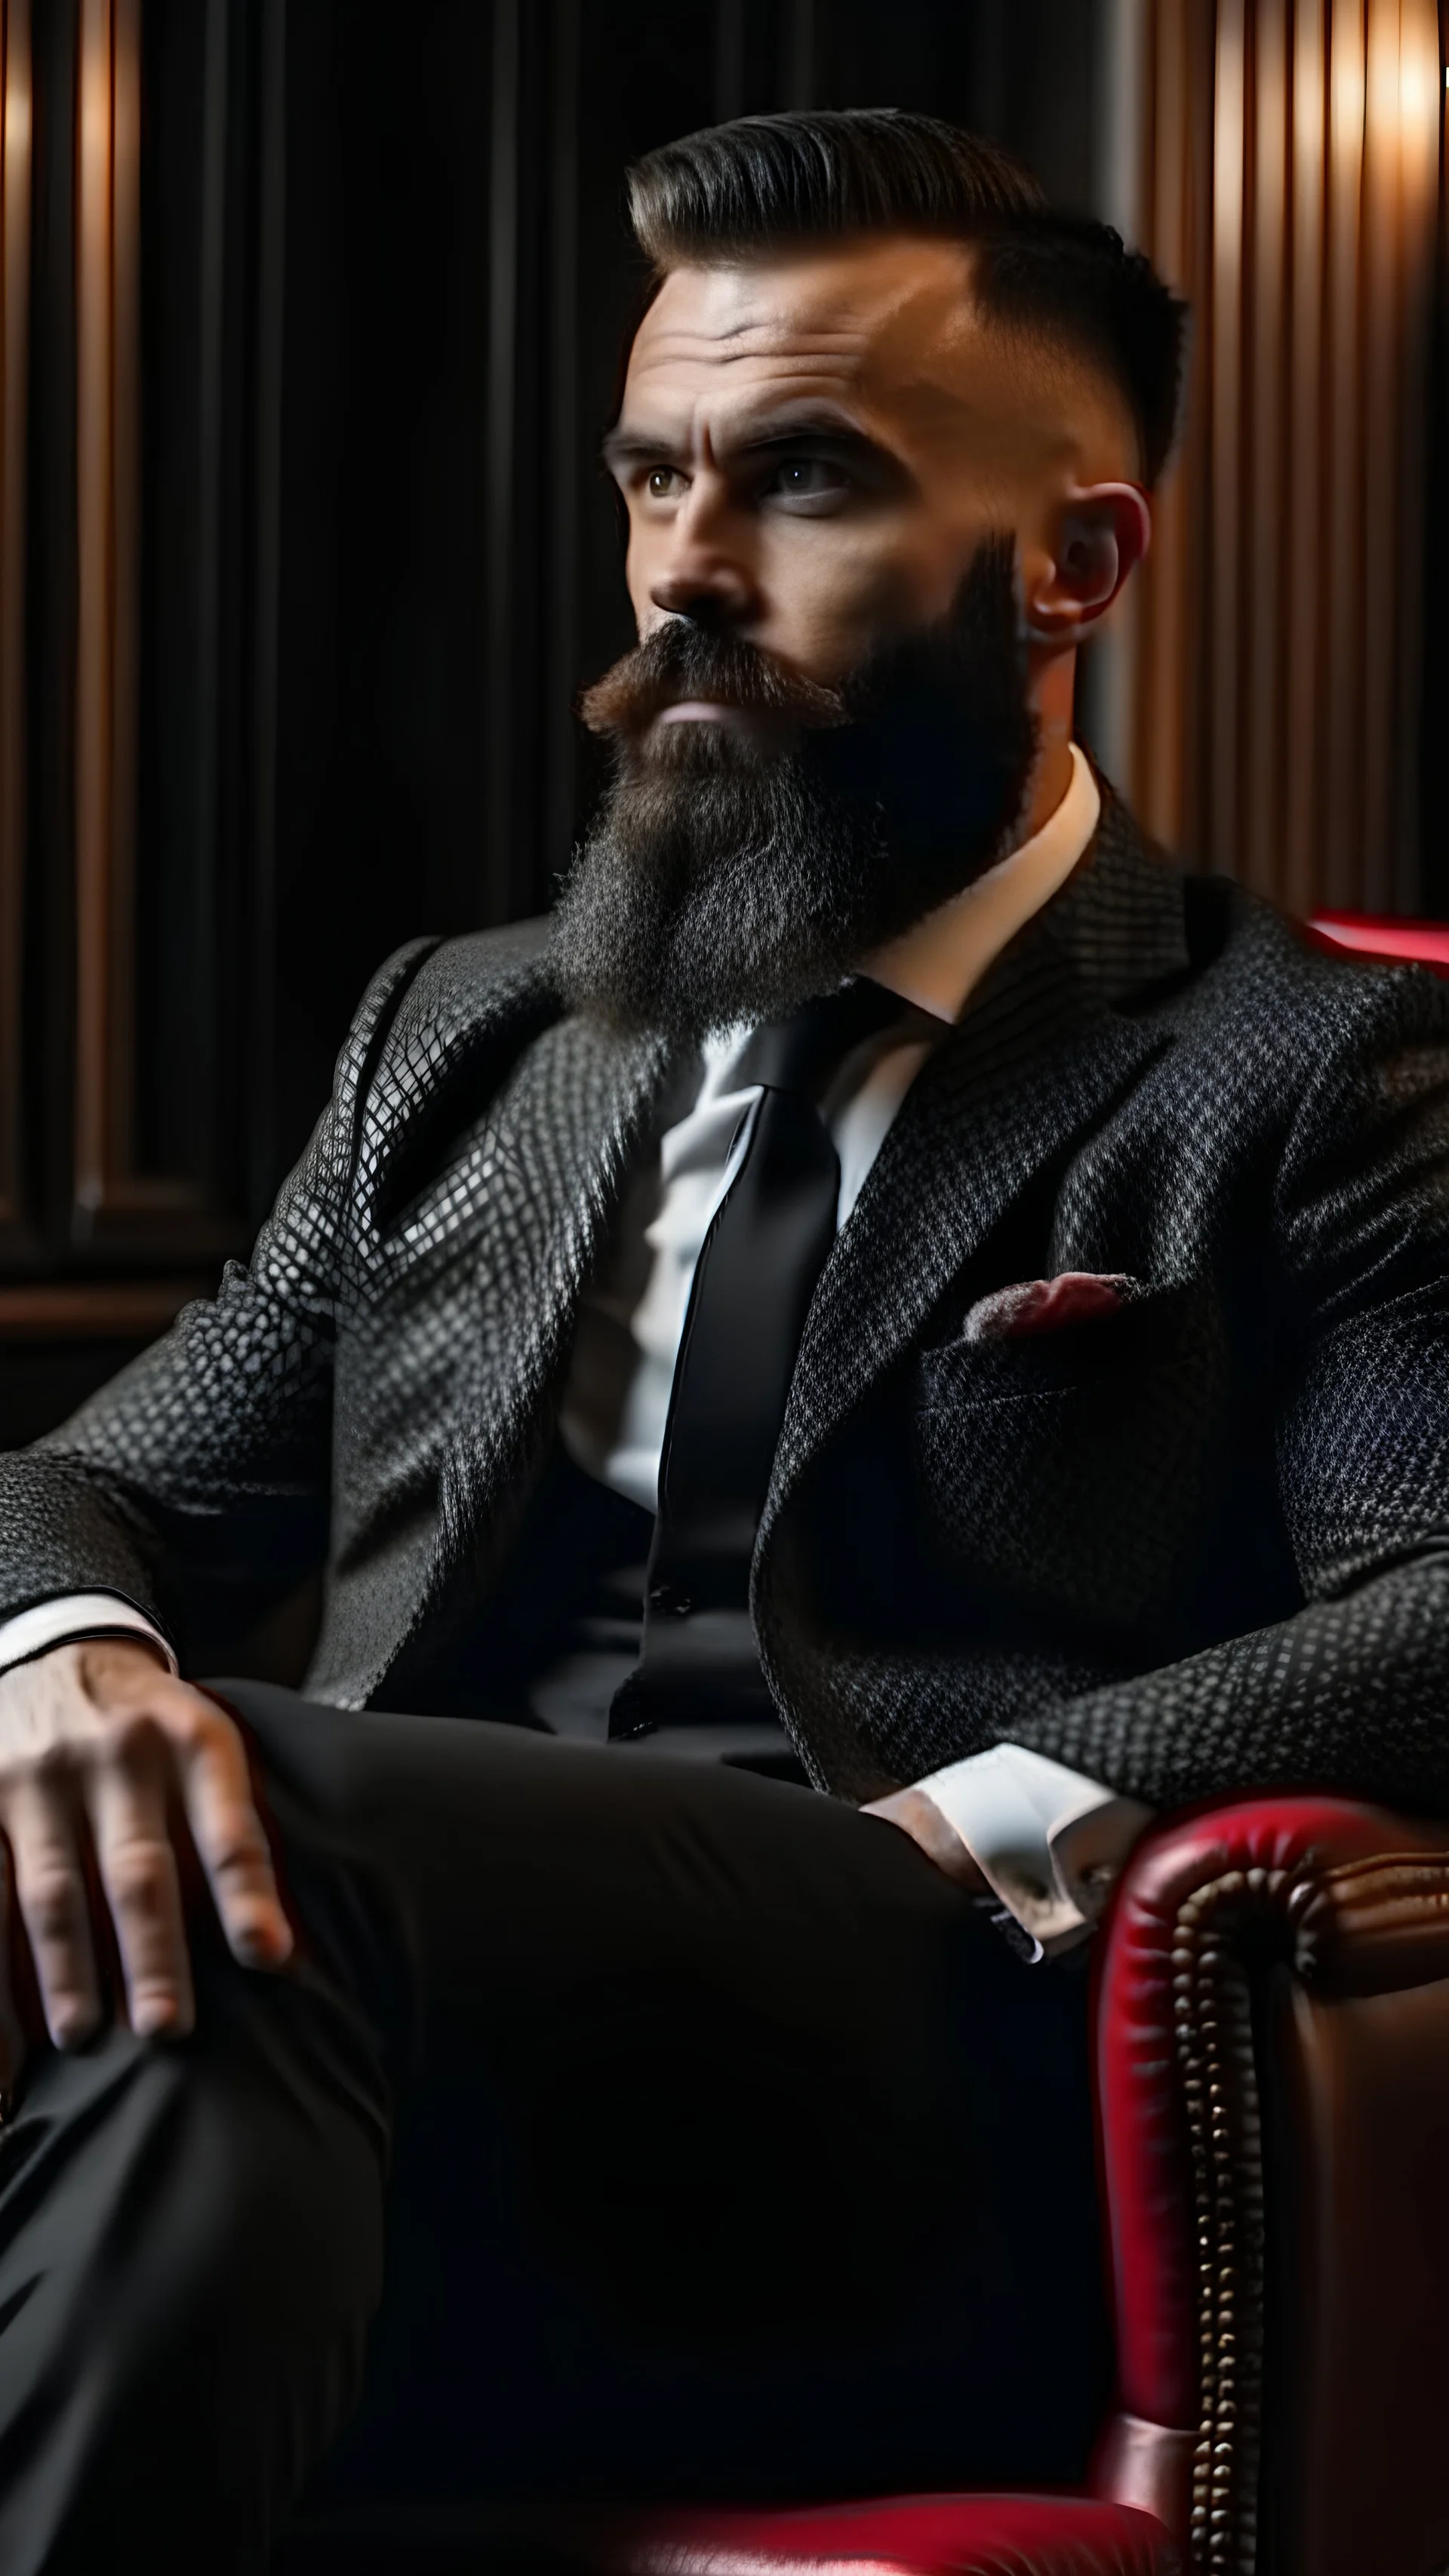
[645,465,682,500]
[764,454,851,511]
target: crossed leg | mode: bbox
[0,1685,1110,2574]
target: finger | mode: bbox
[175,1704,292,1970]
[88,1753,194,2039]
[0,1845,29,2105]
[3,1777,103,2048]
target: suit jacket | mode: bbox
[7,792,1449,1808]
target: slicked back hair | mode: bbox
[625,109,1188,488]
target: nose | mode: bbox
[648,577,749,629]
[646,497,757,630]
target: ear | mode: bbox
[1023,482,1152,648]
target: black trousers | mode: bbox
[0,1685,1111,2575]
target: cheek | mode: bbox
[756,527,966,680]
[623,525,657,630]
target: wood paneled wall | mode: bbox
[1110,0,1443,911]
[0,0,29,1251]
[0,0,287,1439]
[74,0,143,1230]
[0,0,1109,1443]
[8,0,1447,1443]
[69,0,272,1261]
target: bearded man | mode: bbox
[1,106,1447,2574]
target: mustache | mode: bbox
[577,534,1028,781]
[578,623,847,740]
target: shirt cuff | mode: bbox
[0,1595,178,1679]
[914,1742,1154,1962]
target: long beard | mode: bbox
[550,534,1038,1042]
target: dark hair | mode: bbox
[626,109,1188,487]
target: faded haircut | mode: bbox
[625,108,1188,487]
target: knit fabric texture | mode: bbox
[5,789,1449,1811]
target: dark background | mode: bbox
[18,0,1449,1447]
[260,0,1101,1174]
[7,0,1104,1444]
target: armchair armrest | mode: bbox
[1091,1796,1449,2576]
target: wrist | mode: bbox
[862,1784,988,1891]
[73,1635,175,1693]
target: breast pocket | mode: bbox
[911,1281,1227,1634]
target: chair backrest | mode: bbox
[1092,1796,1449,2576]
[1308,911,1449,974]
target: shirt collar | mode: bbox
[863,742,1101,1025]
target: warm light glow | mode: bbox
[2,70,32,163]
[77,0,118,170]
[79,67,114,166]
[1331,44,1366,140]
[1366,7,1398,152]
[1331,5,1438,194]
[1214,12,1247,281]
[1294,19,1327,168]
[1398,40,1439,135]
[1395,11,1442,205]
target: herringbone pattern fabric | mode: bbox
[5,790,1449,1815]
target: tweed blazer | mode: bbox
[5,792,1449,1809]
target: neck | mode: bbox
[1014,648,1078,848]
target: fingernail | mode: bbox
[236,1920,293,1969]
[51,2011,96,2051]
[131,2002,178,2039]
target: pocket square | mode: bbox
[962,1271,1137,1342]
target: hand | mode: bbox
[0,1639,291,2087]
[860,1784,989,1893]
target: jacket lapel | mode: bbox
[435,1009,679,1587]
[766,798,1190,1522]
[374,1005,678,1696]
[458,1008,675,1483]
[374,791,1190,1693]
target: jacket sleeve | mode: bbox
[0,937,440,1668]
[1006,965,1449,1814]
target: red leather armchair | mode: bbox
[572,913,1449,2576]
[289,912,1440,2576]
[575,1797,1449,2576]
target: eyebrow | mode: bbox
[600,407,898,479]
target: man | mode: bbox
[0,105,1447,2572]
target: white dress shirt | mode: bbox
[0,746,1151,1952]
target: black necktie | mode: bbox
[609,976,906,1738]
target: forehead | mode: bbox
[620,235,994,439]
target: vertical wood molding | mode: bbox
[0,0,30,1233]
[545,0,580,890]
[73,0,140,1220]
[485,0,563,924]
[1119,0,1216,856]
[1359,2,1398,909]
[1321,0,1367,906]
[1244,0,1289,897]
[190,0,228,1156]
[1389,0,1441,911]
[484,0,520,918]
[1284,0,1326,917]
[1085,0,1147,794]
[247,0,287,1221]
[1208,0,1247,879]
[1124,0,1441,916]
[73,0,220,1236]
